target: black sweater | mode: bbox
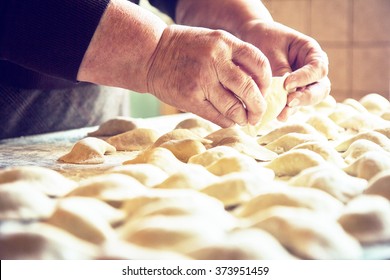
[0,0,177,89]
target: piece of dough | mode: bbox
[359,93,390,115]
[65,173,148,207]
[338,113,390,132]
[342,139,389,164]
[58,137,116,164]
[108,163,168,187]
[123,147,186,175]
[154,164,219,190]
[306,114,344,140]
[257,123,320,145]
[188,146,242,167]
[188,228,295,260]
[0,222,98,260]
[106,128,159,151]
[249,206,362,259]
[152,129,211,148]
[0,166,76,197]
[374,127,390,139]
[338,195,390,244]
[343,151,390,180]
[159,139,206,162]
[313,94,337,113]
[174,118,218,137]
[87,117,138,137]
[328,103,359,125]
[235,186,343,219]
[0,182,55,220]
[343,98,369,113]
[265,149,325,177]
[265,133,326,154]
[292,141,347,168]
[119,215,227,253]
[46,197,121,244]
[335,131,390,152]
[364,170,390,200]
[201,171,274,207]
[206,154,266,176]
[245,74,290,134]
[288,164,367,203]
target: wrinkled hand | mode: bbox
[239,20,331,121]
[147,25,272,127]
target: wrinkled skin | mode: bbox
[238,20,331,121]
[147,25,272,127]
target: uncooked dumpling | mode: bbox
[257,123,320,145]
[206,154,265,176]
[343,151,390,180]
[108,164,168,187]
[123,147,186,175]
[58,137,116,164]
[87,117,138,137]
[292,141,347,168]
[46,197,122,244]
[0,166,76,197]
[335,131,390,152]
[235,186,343,219]
[249,206,362,259]
[374,127,390,138]
[201,171,273,207]
[288,164,367,203]
[313,94,337,113]
[338,195,390,244]
[338,113,390,132]
[306,114,344,140]
[159,139,206,162]
[106,128,159,151]
[0,182,55,220]
[328,103,359,125]
[265,133,326,154]
[343,98,369,113]
[188,146,242,167]
[359,93,390,115]
[152,129,211,148]
[65,173,148,207]
[188,228,295,260]
[245,74,290,134]
[120,215,227,253]
[364,170,390,200]
[265,149,325,177]
[154,164,219,190]
[342,139,389,164]
[174,118,218,137]
[0,222,98,260]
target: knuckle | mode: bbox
[224,100,244,121]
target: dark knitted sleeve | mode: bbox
[0,0,110,81]
[148,0,178,20]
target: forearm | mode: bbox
[175,0,273,38]
[77,0,167,93]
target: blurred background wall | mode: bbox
[130,0,390,117]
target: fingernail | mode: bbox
[285,81,297,92]
[288,98,300,107]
